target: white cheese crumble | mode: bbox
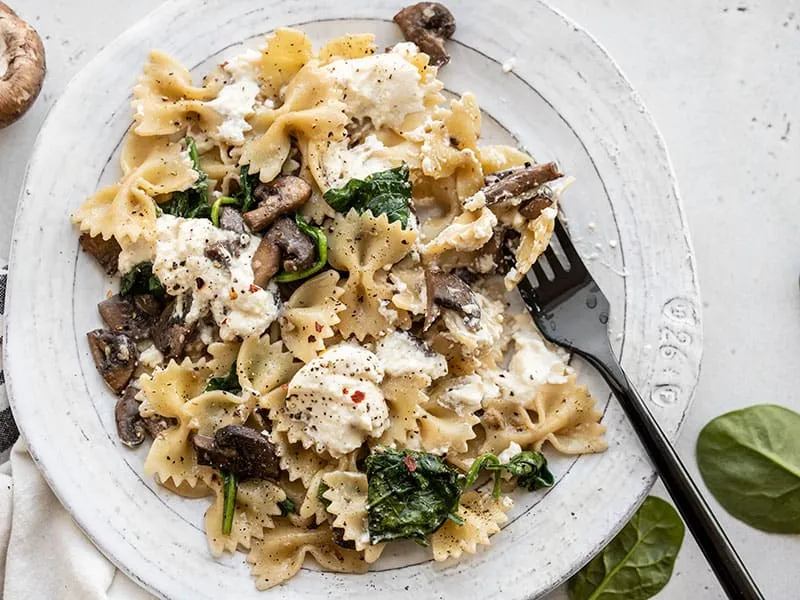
[117,236,156,274]
[285,343,390,457]
[436,374,498,416]
[442,290,505,354]
[152,215,280,341]
[497,441,523,465]
[138,344,164,369]
[207,48,262,144]
[493,316,570,402]
[321,52,425,129]
[375,331,448,385]
[321,134,393,189]
[501,57,517,73]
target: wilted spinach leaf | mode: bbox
[696,404,800,533]
[463,450,554,498]
[238,165,259,213]
[317,481,332,508]
[221,469,237,536]
[365,448,462,546]
[120,262,165,298]
[324,165,412,227]
[160,137,210,219]
[278,497,296,516]
[205,362,242,395]
[568,496,685,600]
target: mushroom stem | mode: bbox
[0,3,45,128]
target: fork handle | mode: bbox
[578,347,764,600]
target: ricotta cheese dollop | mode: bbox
[321,134,393,189]
[321,51,425,130]
[152,215,280,341]
[207,49,263,144]
[436,373,499,416]
[284,343,390,457]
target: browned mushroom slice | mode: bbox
[518,184,555,220]
[242,176,312,232]
[115,386,147,447]
[204,238,243,267]
[331,527,357,550]
[251,216,316,287]
[98,294,161,340]
[79,233,121,275]
[393,2,456,67]
[424,269,481,331]
[86,329,138,394]
[193,425,280,480]
[482,162,562,206]
[0,3,46,128]
[152,300,195,359]
[218,206,250,234]
[142,414,178,438]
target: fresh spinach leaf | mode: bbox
[160,137,210,219]
[365,448,462,546]
[278,497,296,516]
[463,450,553,498]
[238,165,259,213]
[222,470,237,536]
[205,362,242,395]
[273,214,328,283]
[317,482,332,508]
[120,262,165,298]
[568,496,685,600]
[323,165,412,227]
[696,404,800,533]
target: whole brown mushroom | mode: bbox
[0,2,46,128]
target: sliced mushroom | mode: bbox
[87,329,138,394]
[152,300,195,359]
[331,527,357,550]
[346,117,374,147]
[204,238,243,267]
[424,269,481,331]
[251,216,316,287]
[218,206,249,234]
[482,162,562,206]
[0,3,45,128]
[79,233,121,275]
[393,2,456,67]
[193,425,280,480]
[518,184,555,219]
[98,294,161,340]
[115,386,147,447]
[142,414,178,438]
[243,176,312,232]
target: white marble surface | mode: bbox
[0,1,797,599]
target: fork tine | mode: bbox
[553,219,583,269]
[531,259,549,283]
[543,245,566,276]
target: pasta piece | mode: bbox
[205,476,286,556]
[269,428,332,488]
[417,397,480,456]
[279,270,344,362]
[237,334,300,398]
[443,92,481,152]
[477,144,532,175]
[318,34,376,64]
[247,523,367,589]
[298,468,331,526]
[139,359,212,487]
[183,390,248,435]
[327,210,417,340]
[375,373,427,447]
[430,491,512,561]
[132,50,222,136]
[504,204,557,289]
[242,61,348,184]
[256,28,314,98]
[206,340,242,377]
[422,206,497,258]
[322,471,384,560]
[72,136,198,243]
[479,374,607,455]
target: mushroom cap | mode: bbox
[0,2,46,128]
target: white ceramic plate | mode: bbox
[5,1,703,598]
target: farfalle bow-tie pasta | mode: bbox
[75,4,607,590]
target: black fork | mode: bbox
[515,220,763,600]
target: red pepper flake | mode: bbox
[281,383,289,392]
[314,321,323,333]
[342,387,349,395]
[229,288,239,300]
[351,390,365,404]
[403,455,418,472]
[249,284,260,293]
